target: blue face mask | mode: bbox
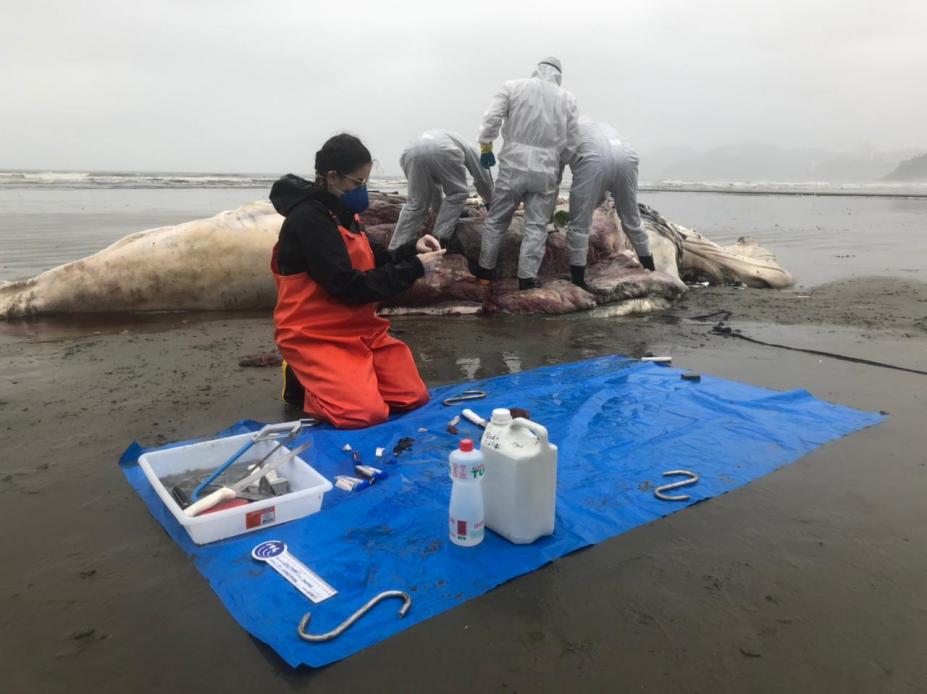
[340,185,369,214]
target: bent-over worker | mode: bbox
[389,130,494,250]
[565,117,654,289]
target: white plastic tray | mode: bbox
[139,432,332,545]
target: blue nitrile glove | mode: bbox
[480,143,496,169]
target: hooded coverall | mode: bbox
[389,130,494,250]
[476,61,580,280]
[565,118,650,266]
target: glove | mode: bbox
[415,234,441,253]
[417,249,446,275]
[479,142,495,169]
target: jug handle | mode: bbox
[512,418,550,449]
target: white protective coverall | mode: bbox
[477,61,580,279]
[566,118,650,266]
[389,130,494,250]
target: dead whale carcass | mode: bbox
[0,193,792,318]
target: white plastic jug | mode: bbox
[481,409,558,544]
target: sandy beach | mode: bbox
[2,274,925,692]
[4,0,926,688]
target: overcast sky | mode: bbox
[1,0,925,174]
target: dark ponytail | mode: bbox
[314,133,372,185]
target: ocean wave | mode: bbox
[4,170,925,196]
[0,170,416,191]
[0,171,281,189]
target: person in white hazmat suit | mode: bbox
[473,57,580,290]
[564,118,654,290]
[388,130,494,250]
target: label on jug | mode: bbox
[482,432,502,450]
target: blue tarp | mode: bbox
[119,355,883,668]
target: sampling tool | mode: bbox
[355,464,388,483]
[184,441,312,517]
[335,476,370,492]
[190,419,315,501]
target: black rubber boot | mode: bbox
[467,257,495,282]
[639,255,656,271]
[518,277,541,291]
[439,235,459,254]
[570,265,589,290]
[281,362,305,408]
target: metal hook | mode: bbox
[297,590,412,643]
[654,469,699,501]
[442,390,487,406]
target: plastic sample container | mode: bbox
[448,439,485,547]
[139,433,332,545]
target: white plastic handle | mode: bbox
[511,418,550,448]
[183,487,236,517]
[461,408,486,428]
[641,356,672,363]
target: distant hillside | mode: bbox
[650,143,825,182]
[637,145,699,182]
[884,153,927,181]
[639,143,917,183]
[809,152,907,182]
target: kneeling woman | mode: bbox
[270,134,445,429]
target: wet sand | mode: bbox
[1,278,926,693]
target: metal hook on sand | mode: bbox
[297,590,412,643]
[654,469,699,501]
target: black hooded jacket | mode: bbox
[270,174,424,305]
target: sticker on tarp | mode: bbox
[252,540,336,603]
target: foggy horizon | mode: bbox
[2,0,925,175]
[1,138,923,177]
